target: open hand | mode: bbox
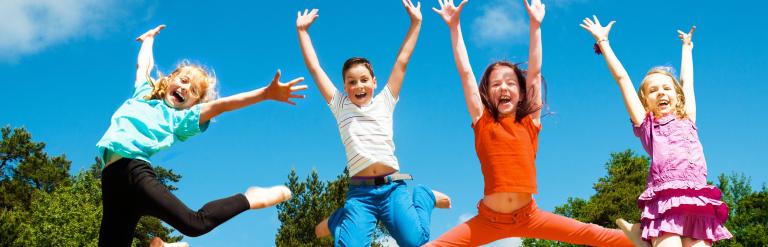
[432,0,468,28]
[525,0,545,24]
[296,9,319,31]
[265,70,307,105]
[136,25,165,42]
[403,0,423,23]
[677,26,695,48]
[580,15,615,42]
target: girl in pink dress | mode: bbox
[581,16,733,247]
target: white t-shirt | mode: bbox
[329,86,399,176]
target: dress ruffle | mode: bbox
[638,182,732,242]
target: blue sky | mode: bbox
[1,0,766,246]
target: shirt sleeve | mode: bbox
[633,114,653,154]
[132,80,153,99]
[381,85,398,112]
[523,115,542,154]
[171,104,209,141]
[328,89,344,117]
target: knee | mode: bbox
[395,229,430,247]
[177,223,213,237]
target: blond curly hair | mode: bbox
[144,60,218,104]
[638,66,687,119]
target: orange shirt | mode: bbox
[473,110,541,195]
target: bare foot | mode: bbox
[616,218,650,247]
[150,237,189,247]
[245,185,292,209]
[315,217,331,238]
[136,24,166,42]
[433,190,452,209]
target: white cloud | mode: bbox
[548,0,587,7]
[0,0,124,62]
[471,0,587,46]
[484,237,523,247]
[471,0,528,46]
[378,236,399,247]
[458,212,475,224]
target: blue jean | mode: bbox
[328,180,436,247]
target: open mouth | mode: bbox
[354,91,367,100]
[498,95,512,106]
[658,99,670,108]
[172,89,186,104]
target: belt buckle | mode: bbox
[374,176,387,186]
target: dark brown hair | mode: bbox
[478,61,545,122]
[342,57,375,81]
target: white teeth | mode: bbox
[173,89,186,102]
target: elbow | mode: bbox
[394,59,409,71]
[614,75,630,83]
[528,68,541,79]
[457,68,473,78]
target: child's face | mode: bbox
[164,68,205,109]
[488,66,521,117]
[642,73,679,116]
[343,65,377,106]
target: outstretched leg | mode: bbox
[517,207,634,247]
[131,161,252,237]
[244,185,292,209]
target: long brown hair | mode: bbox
[478,61,544,122]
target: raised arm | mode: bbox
[386,0,423,99]
[199,70,307,124]
[296,9,336,103]
[525,0,544,124]
[678,26,696,122]
[135,25,165,86]
[581,16,645,125]
[433,0,483,124]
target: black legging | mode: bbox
[99,158,249,247]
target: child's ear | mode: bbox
[373,77,377,88]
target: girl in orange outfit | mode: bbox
[424,0,635,246]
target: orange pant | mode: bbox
[425,200,633,247]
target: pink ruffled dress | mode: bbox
[633,113,732,242]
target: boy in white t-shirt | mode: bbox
[295,2,451,246]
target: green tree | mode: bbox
[276,169,387,247]
[13,171,102,246]
[523,150,649,247]
[717,172,752,216]
[1,126,70,210]
[715,174,768,247]
[0,126,183,246]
